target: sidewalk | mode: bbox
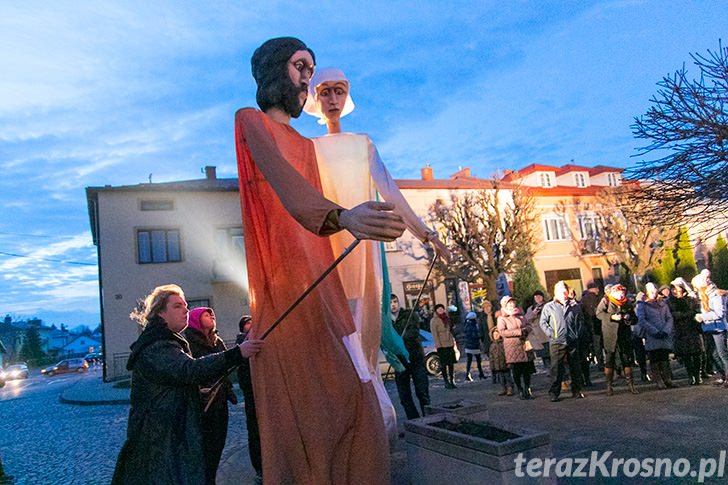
[63,363,728,484]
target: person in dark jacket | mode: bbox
[596,283,639,396]
[668,278,704,385]
[236,315,262,480]
[391,294,430,419]
[184,307,237,484]
[580,282,602,381]
[113,284,263,485]
[463,311,486,381]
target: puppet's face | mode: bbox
[286,50,314,114]
[315,80,349,123]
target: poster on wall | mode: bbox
[458,281,471,312]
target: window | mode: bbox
[137,229,181,263]
[215,227,245,260]
[574,173,586,187]
[540,173,553,187]
[140,199,174,211]
[542,215,570,241]
[577,214,599,240]
[187,298,211,309]
[383,240,399,252]
[607,173,620,186]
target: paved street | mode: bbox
[0,369,127,485]
[2,361,728,484]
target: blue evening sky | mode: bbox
[0,1,725,328]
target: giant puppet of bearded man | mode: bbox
[234,37,404,485]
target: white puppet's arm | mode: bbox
[367,139,435,243]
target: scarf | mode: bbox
[608,294,626,307]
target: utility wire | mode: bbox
[0,251,96,266]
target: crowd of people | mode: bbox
[438,269,728,404]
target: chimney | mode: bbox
[204,166,217,180]
[450,167,471,179]
[421,163,433,181]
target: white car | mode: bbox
[379,329,460,377]
[0,363,30,381]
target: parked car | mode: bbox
[0,363,30,381]
[84,353,103,366]
[41,358,89,376]
[378,329,460,377]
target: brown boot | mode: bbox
[506,386,514,396]
[624,367,639,395]
[605,368,614,396]
[662,361,678,388]
[651,362,666,389]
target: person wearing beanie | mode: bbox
[183,307,237,484]
[636,283,676,389]
[668,279,704,386]
[524,290,551,371]
[497,296,535,399]
[463,311,487,381]
[236,315,262,480]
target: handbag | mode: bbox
[701,320,727,334]
[523,339,533,352]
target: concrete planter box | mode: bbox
[425,399,489,420]
[405,414,552,484]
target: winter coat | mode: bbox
[488,328,508,372]
[698,286,727,333]
[596,297,636,353]
[539,299,589,347]
[636,299,674,352]
[431,314,455,348]
[393,308,426,366]
[184,327,237,410]
[497,313,532,364]
[463,317,483,352]
[112,319,245,485]
[668,295,704,356]
[524,302,548,349]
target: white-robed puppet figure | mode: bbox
[304,68,451,438]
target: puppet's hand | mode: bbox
[428,234,452,264]
[340,202,405,241]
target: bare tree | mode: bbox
[628,40,728,233]
[555,184,677,289]
[428,181,538,299]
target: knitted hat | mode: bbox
[187,307,213,332]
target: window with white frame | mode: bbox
[383,240,399,252]
[607,173,620,186]
[577,214,599,240]
[215,227,245,260]
[574,173,586,187]
[542,215,570,242]
[137,229,181,264]
[540,173,553,187]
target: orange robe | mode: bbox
[234,108,390,484]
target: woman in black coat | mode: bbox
[669,279,704,385]
[184,307,238,484]
[113,285,263,485]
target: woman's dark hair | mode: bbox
[434,303,445,311]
